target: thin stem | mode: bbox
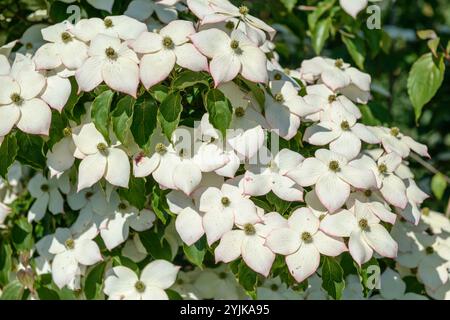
[409,153,450,184]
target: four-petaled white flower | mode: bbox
[76,34,140,97]
[190,29,268,86]
[0,54,51,136]
[72,123,130,191]
[288,149,376,212]
[215,212,287,276]
[104,260,180,300]
[266,207,347,282]
[320,200,398,266]
[34,21,88,71]
[131,20,208,89]
[49,227,102,289]
[243,148,304,202]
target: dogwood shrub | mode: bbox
[0,0,449,300]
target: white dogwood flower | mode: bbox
[104,260,179,300]
[34,21,88,71]
[99,201,156,250]
[266,208,347,283]
[76,34,140,97]
[28,173,70,222]
[46,133,76,178]
[0,54,51,136]
[199,183,260,245]
[71,16,147,42]
[350,152,408,209]
[320,200,398,265]
[288,149,376,212]
[243,148,304,202]
[300,57,371,103]
[371,268,428,300]
[49,227,102,289]
[131,20,208,89]
[371,126,430,158]
[215,212,287,276]
[72,123,130,191]
[304,108,379,159]
[190,29,268,86]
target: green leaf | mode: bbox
[112,95,135,145]
[0,133,18,179]
[149,84,169,103]
[427,38,440,56]
[166,289,183,300]
[183,238,206,268]
[15,132,46,170]
[407,53,445,121]
[139,231,172,261]
[307,0,336,31]
[321,256,345,300]
[205,89,233,137]
[62,77,82,121]
[266,192,291,215]
[172,71,210,90]
[37,287,60,300]
[341,34,366,69]
[280,0,298,12]
[118,176,147,210]
[237,261,258,294]
[0,281,24,300]
[354,257,380,297]
[131,94,158,149]
[91,90,115,140]
[111,256,139,273]
[158,91,182,139]
[417,29,437,40]
[0,243,12,286]
[151,185,168,224]
[312,17,331,55]
[431,173,447,200]
[11,217,34,251]
[84,262,106,300]
[48,111,68,149]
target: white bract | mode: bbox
[266,208,347,282]
[104,260,179,300]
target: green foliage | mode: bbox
[321,256,345,300]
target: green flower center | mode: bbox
[26,43,33,49]
[40,184,49,192]
[239,6,249,15]
[104,18,113,28]
[274,93,284,103]
[425,246,434,255]
[65,238,75,250]
[422,207,430,216]
[225,21,235,30]
[358,219,369,230]
[378,163,387,174]
[274,73,282,80]
[97,143,108,153]
[63,127,72,137]
[61,32,72,43]
[155,143,167,155]
[329,160,340,172]
[118,203,128,210]
[319,214,326,221]
[270,284,279,291]
[328,95,337,103]
[335,59,344,69]
[235,107,245,117]
[163,36,174,49]
[340,121,350,131]
[390,127,400,137]
[218,272,227,279]
[244,223,256,236]
[85,192,94,199]
[301,232,312,242]
[105,47,118,60]
[135,280,146,293]
[230,40,240,50]
[10,93,23,106]
[221,197,230,207]
[364,190,373,197]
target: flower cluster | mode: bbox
[0,0,443,300]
